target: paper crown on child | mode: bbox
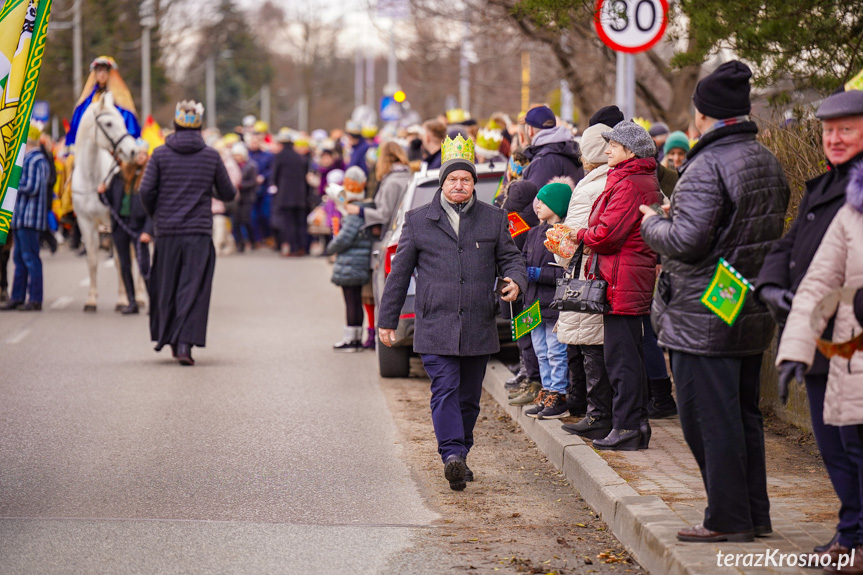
[175,100,204,129]
[90,55,118,71]
[441,134,475,164]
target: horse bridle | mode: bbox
[95,111,133,157]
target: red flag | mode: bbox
[508,212,530,238]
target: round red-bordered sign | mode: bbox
[594,0,668,54]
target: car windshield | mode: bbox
[410,172,502,210]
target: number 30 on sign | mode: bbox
[594,0,669,54]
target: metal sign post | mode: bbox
[595,0,668,120]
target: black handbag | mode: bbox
[550,243,610,314]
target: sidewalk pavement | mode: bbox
[484,360,841,575]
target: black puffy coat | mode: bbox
[522,126,584,190]
[139,130,237,236]
[522,222,564,322]
[756,151,863,373]
[640,122,790,356]
[327,201,375,287]
[102,166,153,235]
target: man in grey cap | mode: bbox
[639,60,790,543]
[760,87,863,565]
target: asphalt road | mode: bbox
[0,246,439,574]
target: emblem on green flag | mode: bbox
[701,258,753,326]
[512,300,542,340]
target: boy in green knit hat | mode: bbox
[520,179,574,419]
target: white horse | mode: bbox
[70,91,141,312]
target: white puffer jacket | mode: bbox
[554,165,610,346]
[776,174,863,426]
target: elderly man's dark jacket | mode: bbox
[755,150,863,373]
[379,190,527,356]
[640,121,790,356]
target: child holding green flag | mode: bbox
[519,180,573,419]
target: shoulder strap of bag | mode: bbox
[564,242,585,278]
[586,251,600,280]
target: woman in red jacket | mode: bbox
[575,121,662,450]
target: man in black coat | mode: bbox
[270,132,310,256]
[640,61,790,543]
[139,100,237,366]
[760,88,863,560]
[378,135,527,491]
[521,105,583,190]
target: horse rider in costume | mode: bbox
[66,56,140,149]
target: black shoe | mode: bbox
[464,462,474,482]
[0,288,8,302]
[562,415,612,439]
[593,428,640,451]
[18,301,42,311]
[815,532,841,553]
[639,419,651,449]
[505,371,528,390]
[444,455,466,491]
[120,304,139,315]
[176,342,195,366]
[754,524,772,537]
[0,299,24,311]
[648,397,678,419]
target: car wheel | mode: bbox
[377,337,411,378]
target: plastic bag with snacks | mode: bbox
[543,223,577,259]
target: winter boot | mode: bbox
[362,327,376,350]
[333,326,362,353]
[523,390,549,417]
[647,377,678,419]
[509,381,542,406]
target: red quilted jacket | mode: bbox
[577,157,661,315]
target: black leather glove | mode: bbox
[777,361,806,405]
[759,285,794,326]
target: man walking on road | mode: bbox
[639,61,790,543]
[139,100,237,366]
[378,135,527,491]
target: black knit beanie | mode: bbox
[439,158,477,188]
[692,60,752,119]
[589,105,625,127]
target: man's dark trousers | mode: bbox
[807,373,863,547]
[670,351,770,533]
[11,228,42,304]
[421,354,489,462]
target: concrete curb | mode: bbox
[484,360,736,575]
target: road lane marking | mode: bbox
[5,328,31,345]
[50,296,74,310]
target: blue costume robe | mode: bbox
[65,87,141,147]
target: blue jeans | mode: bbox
[11,228,42,303]
[530,321,569,393]
[421,354,489,462]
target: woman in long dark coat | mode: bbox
[139,101,237,365]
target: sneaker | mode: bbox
[333,326,363,353]
[505,370,528,390]
[508,381,530,400]
[18,301,42,311]
[537,392,569,419]
[362,328,376,350]
[523,390,549,417]
[509,381,541,406]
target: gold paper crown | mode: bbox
[476,128,503,153]
[441,134,475,164]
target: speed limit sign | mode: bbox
[594,0,668,53]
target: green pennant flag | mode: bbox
[512,299,542,340]
[701,258,753,326]
[0,0,54,244]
